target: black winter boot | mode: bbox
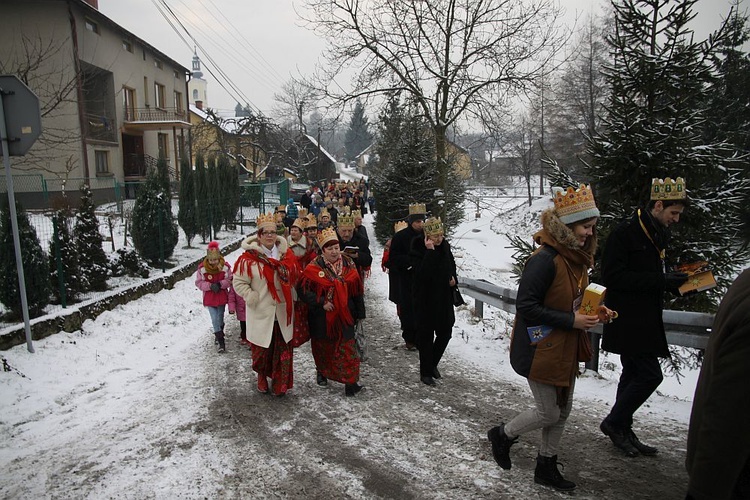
[487,423,518,470]
[345,383,364,397]
[534,454,576,491]
[215,331,225,353]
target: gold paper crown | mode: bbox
[340,206,352,215]
[256,212,276,230]
[552,184,599,224]
[292,218,306,230]
[394,221,408,233]
[351,210,362,219]
[337,214,355,229]
[298,208,308,218]
[651,177,686,201]
[424,216,444,237]
[276,205,286,213]
[408,203,427,215]
[320,208,330,217]
[317,227,339,247]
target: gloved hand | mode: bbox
[664,271,689,289]
[245,290,260,308]
[210,282,221,293]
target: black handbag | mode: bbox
[452,286,465,307]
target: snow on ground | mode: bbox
[0,191,699,498]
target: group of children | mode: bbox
[194,241,248,353]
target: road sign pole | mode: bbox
[0,86,35,353]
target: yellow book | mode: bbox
[579,283,606,315]
[674,261,718,295]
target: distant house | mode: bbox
[189,104,269,180]
[446,140,472,180]
[355,138,472,180]
[293,134,337,184]
[355,144,376,175]
[0,0,191,205]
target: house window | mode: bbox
[95,150,109,174]
[85,19,99,34]
[123,86,135,120]
[174,91,183,113]
[154,82,166,109]
[174,70,180,79]
[176,135,185,163]
[157,133,169,159]
[192,89,198,100]
[122,40,133,52]
[143,77,149,106]
[154,59,163,70]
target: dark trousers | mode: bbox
[417,326,452,377]
[605,354,663,428]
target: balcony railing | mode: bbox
[124,107,187,123]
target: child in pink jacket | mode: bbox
[195,241,232,352]
[228,283,249,345]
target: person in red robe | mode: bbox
[298,227,366,397]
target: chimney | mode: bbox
[195,100,203,110]
[83,0,99,8]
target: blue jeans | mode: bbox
[207,305,226,333]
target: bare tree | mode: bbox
[300,0,568,216]
[0,33,82,193]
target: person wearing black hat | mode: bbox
[388,203,427,350]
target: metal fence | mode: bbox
[457,277,714,372]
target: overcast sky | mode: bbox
[99,0,742,119]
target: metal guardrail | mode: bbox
[458,277,714,371]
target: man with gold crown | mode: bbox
[337,212,372,280]
[298,227,366,396]
[408,216,458,386]
[389,203,427,350]
[599,177,689,457]
[233,212,300,396]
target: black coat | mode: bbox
[409,237,456,329]
[601,211,669,357]
[389,225,421,327]
[338,231,373,271]
[300,193,312,210]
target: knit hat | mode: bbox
[551,184,600,224]
[206,241,222,259]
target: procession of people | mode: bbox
[195,175,745,498]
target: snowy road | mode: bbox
[1,223,693,499]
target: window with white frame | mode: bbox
[154,82,166,109]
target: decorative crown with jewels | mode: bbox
[351,209,362,219]
[552,184,600,224]
[298,207,308,218]
[337,214,355,229]
[317,227,339,247]
[305,214,317,228]
[651,177,686,201]
[408,203,427,215]
[256,212,276,230]
[424,216,444,237]
[394,221,408,233]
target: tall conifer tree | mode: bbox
[0,200,51,317]
[74,184,109,292]
[177,157,198,246]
